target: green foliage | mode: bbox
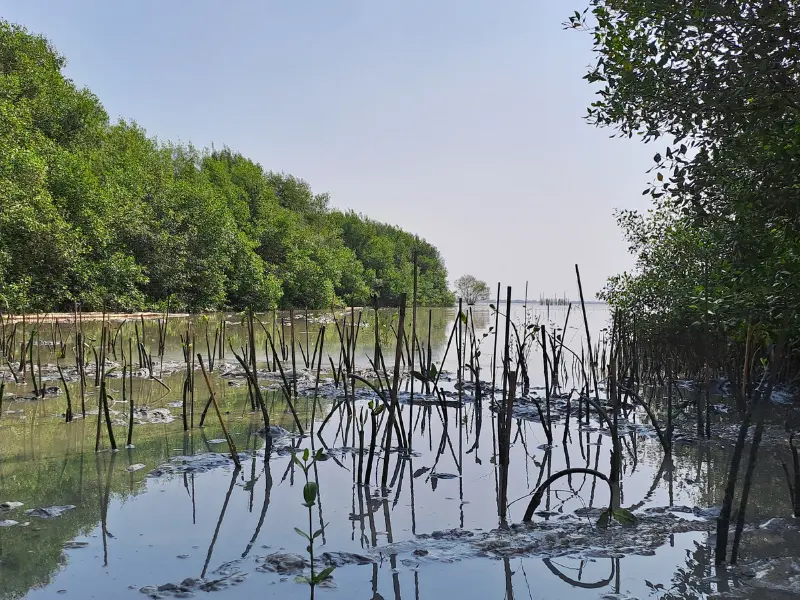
[334,211,455,307]
[292,448,333,591]
[454,274,490,306]
[597,507,637,528]
[572,3,800,355]
[0,20,452,313]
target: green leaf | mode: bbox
[295,575,312,584]
[303,481,318,505]
[315,566,335,583]
[302,448,310,463]
[294,527,310,540]
[612,507,637,525]
[410,370,429,383]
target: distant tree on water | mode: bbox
[454,275,491,306]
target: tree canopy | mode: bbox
[571,2,800,352]
[0,20,454,312]
[454,274,491,306]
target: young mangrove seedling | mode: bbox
[293,448,333,598]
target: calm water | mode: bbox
[0,305,798,600]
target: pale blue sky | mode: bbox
[2,0,653,298]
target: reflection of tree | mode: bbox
[654,537,743,599]
[0,416,263,600]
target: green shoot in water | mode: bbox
[292,448,332,598]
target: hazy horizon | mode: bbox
[0,1,655,299]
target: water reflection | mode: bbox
[0,305,796,599]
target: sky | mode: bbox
[1,0,655,299]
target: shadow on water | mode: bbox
[0,304,797,599]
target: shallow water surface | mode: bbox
[1,305,798,599]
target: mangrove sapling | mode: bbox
[5,360,19,384]
[333,317,354,421]
[309,321,323,377]
[304,309,311,368]
[134,322,143,369]
[126,339,135,448]
[197,354,241,469]
[575,264,599,398]
[98,375,118,452]
[203,319,216,373]
[349,364,407,450]
[327,356,339,387]
[618,384,668,453]
[92,345,101,388]
[551,304,572,395]
[309,327,326,434]
[409,249,419,445]
[56,362,73,423]
[35,326,43,394]
[0,379,4,420]
[431,308,460,392]
[19,323,27,381]
[298,340,308,370]
[27,329,39,397]
[497,372,517,522]
[262,333,305,433]
[350,307,361,373]
[293,448,334,598]
[230,343,274,431]
[540,326,554,445]
[290,310,298,389]
[248,308,259,411]
[426,308,434,395]
[522,467,636,527]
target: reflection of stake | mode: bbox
[242,455,272,558]
[201,466,240,578]
[96,452,117,567]
[503,557,515,600]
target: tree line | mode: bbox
[0,20,454,312]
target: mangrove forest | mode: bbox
[0,20,454,314]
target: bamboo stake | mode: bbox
[198,354,241,468]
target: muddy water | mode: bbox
[0,305,798,600]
